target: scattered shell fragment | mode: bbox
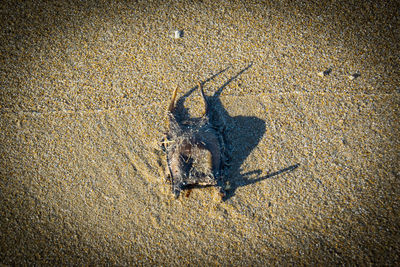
[174,30,184,38]
[317,68,332,77]
[348,73,361,80]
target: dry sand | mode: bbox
[1,0,399,265]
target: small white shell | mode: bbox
[174,30,183,38]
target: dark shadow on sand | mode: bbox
[174,63,299,200]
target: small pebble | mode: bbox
[317,68,332,77]
[174,30,184,38]
[349,73,360,80]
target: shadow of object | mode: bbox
[223,164,300,201]
[173,66,230,123]
[174,63,299,201]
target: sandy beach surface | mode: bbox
[1,0,399,265]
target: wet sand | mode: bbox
[1,0,399,265]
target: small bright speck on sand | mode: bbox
[317,68,332,77]
[349,73,361,80]
[174,30,184,38]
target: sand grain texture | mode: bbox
[1,0,399,265]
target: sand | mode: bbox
[0,0,399,265]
